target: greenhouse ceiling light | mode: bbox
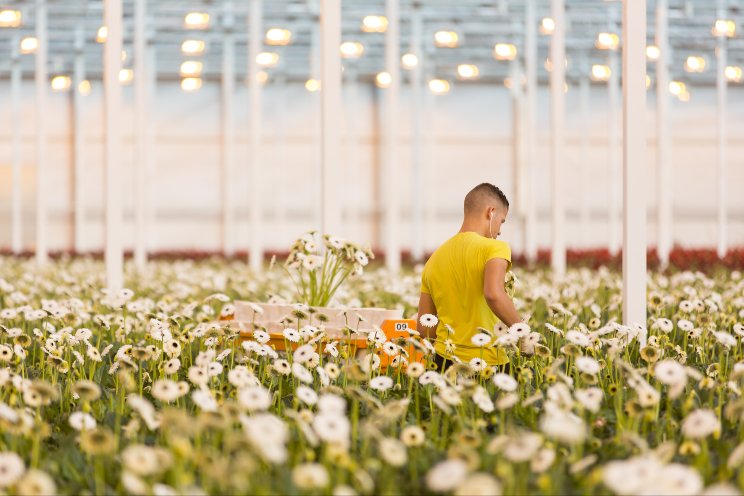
[78,80,91,96]
[375,71,392,88]
[0,9,22,28]
[725,66,742,83]
[434,31,458,48]
[457,64,479,80]
[340,41,364,59]
[96,26,107,43]
[678,90,690,102]
[668,81,686,96]
[181,77,202,92]
[119,69,134,85]
[20,36,38,54]
[493,43,517,61]
[180,60,203,76]
[428,79,450,95]
[595,32,619,50]
[361,15,388,33]
[539,17,555,35]
[305,79,321,92]
[256,52,279,67]
[591,64,611,81]
[712,19,736,38]
[401,53,418,70]
[256,71,269,85]
[645,45,660,61]
[184,12,209,30]
[265,28,292,46]
[51,75,71,92]
[684,56,705,73]
[181,40,205,56]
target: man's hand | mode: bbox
[484,258,522,327]
[417,292,438,339]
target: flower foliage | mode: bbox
[284,232,374,307]
[0,256,742,494]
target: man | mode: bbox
[417,183,522,371]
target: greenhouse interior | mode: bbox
[0,0,743,494]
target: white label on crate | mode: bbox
[395,322,408,331]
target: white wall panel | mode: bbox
[1,80,743,255]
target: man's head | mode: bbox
[463,183,509,239]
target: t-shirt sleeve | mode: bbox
[484,240,512,271]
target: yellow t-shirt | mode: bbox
[421,231,512,366]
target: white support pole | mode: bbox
[10,36,22,254]
[656,0,671,267]
[608,46,621,255]
[716,0,728,259]
[309,21,322,233]
[509,58,526,232]
[622,0,648,331]
[222,1,236,257]
[550,0,566,276]
[248,0,264,271]
[146,47,157,252]
[410,3,424,263]
[133,0,148,269]
[579,75,590,246]
[104,0,124,290]
[320,0,342,237]
[524,0,538,263]
[72,27,86,253]
[35,0,48,265]
[384,0,401,272]
[343,68,358,239]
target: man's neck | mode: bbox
[459,222,487,238]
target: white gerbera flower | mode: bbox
[0,452,25,488]
[681,409,720,439]
[312,413,350,446]
[151,379,181,403]
[566,330,591,347]
[238,386,273,412]
[508,322,531,337]
[16,469,57,495]
[68,411,97,431]
[292,463,329,490]
[419,314,438,328]
[454,473,502,496]
[574,388,603,413]
[293,344,315,364]
[292,363,314,384]
[400,425,426,447]
[283,328,301,343]
[540,410,586,445]
[121,444,159,477]
[426,459,469,493]
[655,360,687,386]
[471,333,492,347]
[369,375,394,392]
[296,386,318,406]
[493,373,517,392]
[575,356,601,375]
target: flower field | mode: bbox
[0,256,743,495]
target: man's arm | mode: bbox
[417,292,438,339]
[483,258,522,327]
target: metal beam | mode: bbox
[35,0,48,265]
[622,0,648,332]
[608,46,621,255]
[656,0,672,267]
[133,0,148,269]
[524,0,538,263]
[550,0,566,276]
[384,0,401,273]
[410,4,424,263]
[320,0,342,238]
[73,27,86,253]
[222,1,236,257]
[716,0,728,259]
[10,35,22,254]
[104,0,124,289]
[248,0,264,271]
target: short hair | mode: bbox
[464,183,509,215]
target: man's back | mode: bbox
[421,232,511,365]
